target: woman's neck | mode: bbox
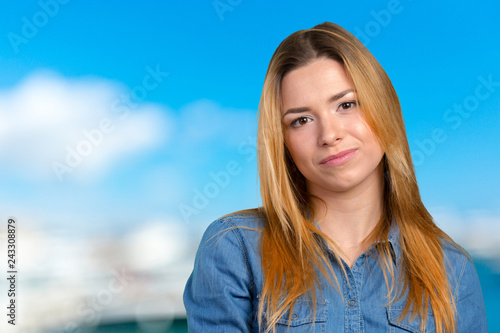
[309,163,385,266]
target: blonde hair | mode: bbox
[249,22,462,332]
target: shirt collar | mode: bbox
[386,219,401,266]
[313,217,402,266]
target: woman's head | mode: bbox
[258,21,414,218]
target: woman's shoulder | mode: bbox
[198,208,266,251]
[204,208,266,235]
[185,209,267,331]
[440,239,487,329]
[193,208,266,290]
[440,238,482,297]
[440,238,473,269]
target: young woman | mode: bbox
[183,22,487,332]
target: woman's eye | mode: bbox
[291,116,310,127]
[339,101,356,111]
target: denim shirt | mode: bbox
[183,210,488,332]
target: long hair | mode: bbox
[255,21,460,332]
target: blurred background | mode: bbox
[0,1,499,332]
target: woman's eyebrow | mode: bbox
[282,89,355,118]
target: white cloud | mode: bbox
[0,70,260,232]
[123,218,191,271]
[0,70,172,182]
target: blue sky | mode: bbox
[0,0,499,235]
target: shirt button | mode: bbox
[348,299,357,307]
[291,313,298,320]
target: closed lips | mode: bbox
[320,149,357,164]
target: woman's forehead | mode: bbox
[280,59,354,111]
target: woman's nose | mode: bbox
[318,116,343,146]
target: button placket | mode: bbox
[344,254,366,332]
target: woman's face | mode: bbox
[281,57,385,195]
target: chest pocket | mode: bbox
[387,308,436,333]
[274,298,328,332]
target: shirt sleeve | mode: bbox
[455,255,488,332]
[183,219,254,332]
